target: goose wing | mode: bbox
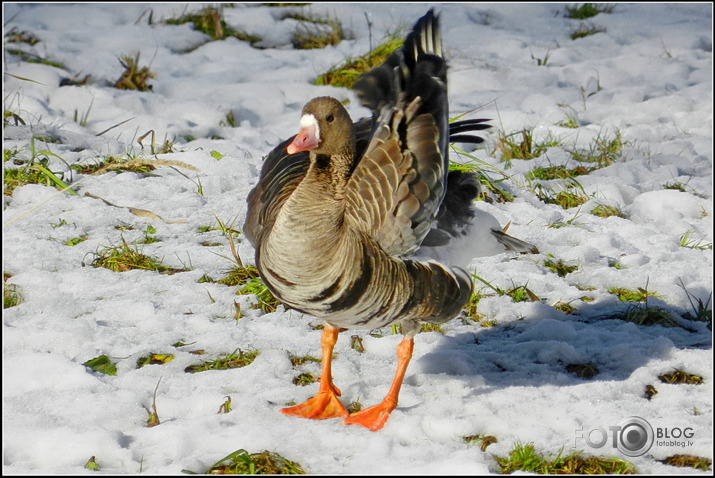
[243,136,309,246]
[343,9,450,257]
[244,119,487,248]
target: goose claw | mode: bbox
[281,391,349,420]
[343,400,397,431]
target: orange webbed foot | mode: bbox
[281,390,349,420]
[343,399,397,431]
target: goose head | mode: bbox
[286,96,355,158]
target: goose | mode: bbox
[243,9,537,431]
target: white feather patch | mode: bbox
[300,113,320,140]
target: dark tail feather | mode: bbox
[449,118,491,134]
[354,9,443,115]
[491,229,540,254]
[421,170,479,247]
[449,118,491,144]
[421,171,540,255]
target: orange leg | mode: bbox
[344,337,414,431]
[281,325,349,420]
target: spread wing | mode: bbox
[343,9,450,257]
[245,11,492,253]
[344,100,447,257]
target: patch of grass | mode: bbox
[222,111,238,127]
[463,434,498,452]
[568,131,626,168]
[201,448,305,474]
[591,204,626,218]
[4,110,26,126]
[570,22,607,40]
[4,26,41,45]
[473,274,540,303]
[526,164,593,181]
[677,279,712,327]
[553,301,577,314]
[534,181,589,209]
[609,283,678,328]
[663,181,687,192]
[137,129,177,155]
[449,151,515,203]
[3,272,23,309]
[144,379,162,427]
[218,232,284,313]
[315,34,403,88]
[137,224,160,244]
[167,6,262,44]
[64,235,89,246]
[545,209,586,229]
[493,442,636,474]
[51,218,69,228]
[565,363,599,379]
[346,399,362,414]
[72,98,94,127]
[608,286,663,302]
[659,454,711,471]
[83,355,118,376]
[565,3,615,19]
[494,129,558,162]
[237,277,284,313]
[203,282,219,297]
[72,155,159,175]
[620,304,680,328]
[287,12,344,49]
[198,220,242,240]
[185,349,260,373]
[84,456,100,471]
[114,53,155,91]
[4,147,21,163]
[543,256,579,277]
[462,290,486,322]
[289,355,321,367]
[350,335,365,352]
[61,74,91,87]
[401,322,443,334]
[217,396,233,414]
[530,49,552,66]
[4,139,77,196]
[644,384,658,400]
[88,239,188,274]
[679,230,712,250]
[3,157,73,195]
[555,108,580,128]
[292,372,318,386]
[5,48,65,68]
[461,286,502,326]
[658,369,704,385]
[136,353,175,368]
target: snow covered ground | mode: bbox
[2,2,712,474]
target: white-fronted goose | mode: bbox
[244,9,536,431]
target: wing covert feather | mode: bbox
[344,101,447,257]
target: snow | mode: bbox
[2,2,713,475]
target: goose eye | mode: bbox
[326,114,334,123]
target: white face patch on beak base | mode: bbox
[286,113,322,155]
[299,113,320,141]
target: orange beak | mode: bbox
[286,114,320,154]
[286,125,319,154]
